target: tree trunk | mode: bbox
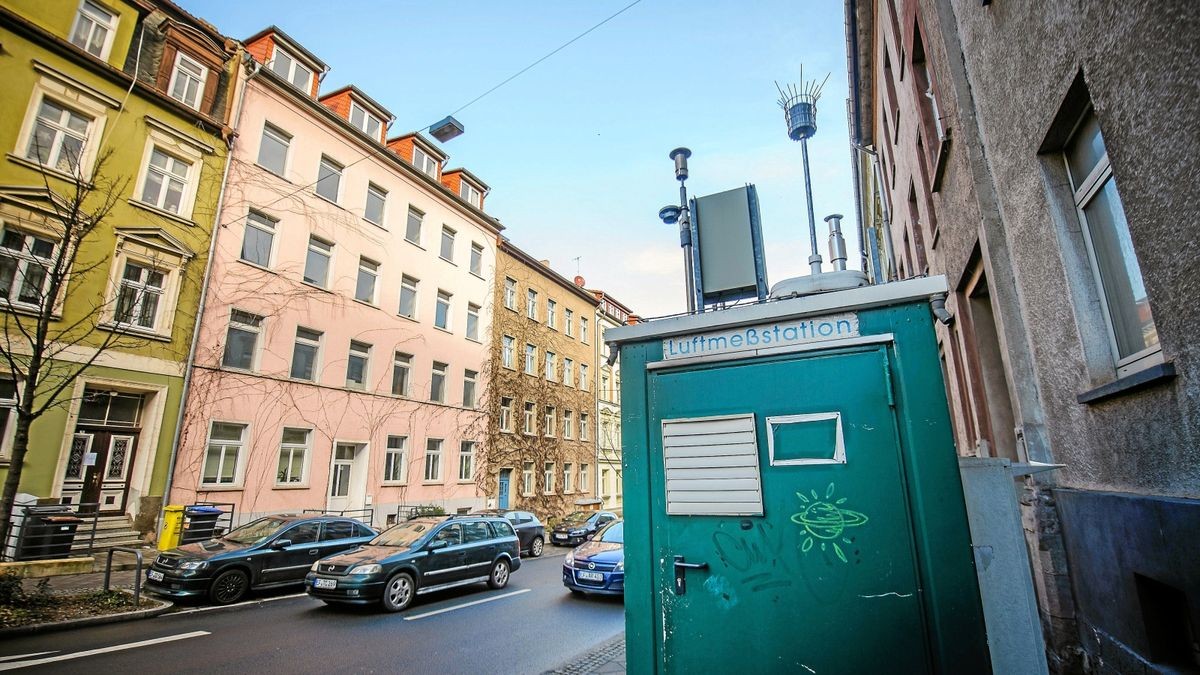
[0,412,34,555]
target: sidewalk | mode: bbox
[545,634,626,674]
[20,568,141,595]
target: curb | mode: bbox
[0,590,174,638]
[543,633,626,674]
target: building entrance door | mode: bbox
[328,443,365,513]
[498,469,511,510]
[61,389,144,514]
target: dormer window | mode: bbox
[268,46,314,94]
[349,102,383,139]
[168,52,207,111]
[70,0,117,59]
[412,146,439,178]
[461,183,481,209]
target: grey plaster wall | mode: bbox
[946,0,1200,498]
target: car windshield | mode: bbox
[597,522,624,544]
[371,521,435,547]
[222,517,290,544]
[561,511,589,524]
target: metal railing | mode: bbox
[302,508,375,526]
[2,502,100,562]
[103,546,144,606]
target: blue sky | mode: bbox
[180,0,857,317]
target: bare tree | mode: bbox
[0,151,170,547]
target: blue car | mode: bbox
[562,520,624,596]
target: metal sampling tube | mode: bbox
[825,213,848,271]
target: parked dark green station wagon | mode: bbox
[306,514,522,612]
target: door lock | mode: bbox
[672,555,708,596]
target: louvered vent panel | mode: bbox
[662,414,763,516]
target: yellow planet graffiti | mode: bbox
[790,483,869,563]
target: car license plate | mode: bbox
[148,570,164,582]
[554,534,567,540]
[314,578,336,589]
[578,570,604,581]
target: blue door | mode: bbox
[498,469,511,509]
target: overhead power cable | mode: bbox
[220,1,645,230]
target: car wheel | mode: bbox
[488,559,511,589]
[381,572,415,612]
[210,569,249,605]
[530,536,544,558]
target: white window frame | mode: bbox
[303,236,333,288]
[70,0,118,60]
[499,397,514,433]
[502,335,515,369]
[504,278,517,310]
[137,147,192,216]
[430,361,447,403]
[383,435,407,484]
[290,327,322,381]
[563,410,574,439]
[463,369,477,408]
[524,344,537,375]
[461,182,482,208]
[580,318,590,344]
[440,226,456,262]
[16,80,107,181]
[412,146,439,178]
[364,183,387,226]
[315,155,343,203]
[458,440,476,482]
[424,438,443,482]
[580,412,590,441]
[526,289,538,320]
[1064,110,1161,376]
[564,463,574,493]
[257,123,291,177]
[399,274,419,319]
[523,401,536,435]
[434,289,452,331]
[356,257,379,305]
[546,299,557,329]
[275,427,311,486]
[469,242,484,277]
[0,375,18,462]
[565,308,575,337]
[392,352,412,396]
[544,351,556,382]
[0,226,59,311]
[268,45,314,94]
[349,101,383,139]
[466,303,481,341]
[522,462,535,496]
[405,206,423,246]
[580,364,590,391]
[222,309,263,371]
[543,462,555,494]
[346,340,371,390]
[112,260,166,332]
[240,210,276,268]
[167,51,207,111]
[563,358,574,388]
[580,464,589,493]
[201,420,246,487]
[544,405,556,438]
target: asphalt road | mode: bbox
[0,548,624,674]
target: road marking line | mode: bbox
[0,653,57,663]
[0,631,209,671]
[167,592,307,615]
[403,588,531,620]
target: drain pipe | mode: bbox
[158,55,260,538]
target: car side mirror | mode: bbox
[426,539,449,551]
[270,539,291,550]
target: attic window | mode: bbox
[349,102,383,139]
[268,45,313,94]
[412,146,438,178]
[168,52,207,111]
[461,183,481,209]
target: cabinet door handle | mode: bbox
[672,555,708,596]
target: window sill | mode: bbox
[469,271,485,281]
[504,306,517,313]
[236,258,277,274]
[439,256,457,266]
[272,483,310,490]
[465,336,482,345]
[345,385,368,393]
[404,239,425,251]
[457,480,474,485]
[421,481,445,486]
[198,485,243,492]
[433,326,453,335]
[363,217,387,231]
[253,162,291,181]
[300,280,334,294]
[397,313,419,324]
[1076,361,1176,405]
[381,481,408,487]
[97,322,173,343]
[129,199,196,227]
[313,191,342,209]
[353,298,378,309]
[6,154,94,186]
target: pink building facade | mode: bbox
[170,28,500,525]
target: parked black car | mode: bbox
[306,514,522,612]
[550,510,619,547]
[563,520,624,596]
[470,509,545,557]
[146,514,376,605]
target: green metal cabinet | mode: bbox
[605,277,989,674]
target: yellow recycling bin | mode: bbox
[158,504,184,550]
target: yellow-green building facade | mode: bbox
[0,0,239,532]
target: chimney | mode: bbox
[574,275,586,287]
[539,259,551,267]
[626,314,641,325]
